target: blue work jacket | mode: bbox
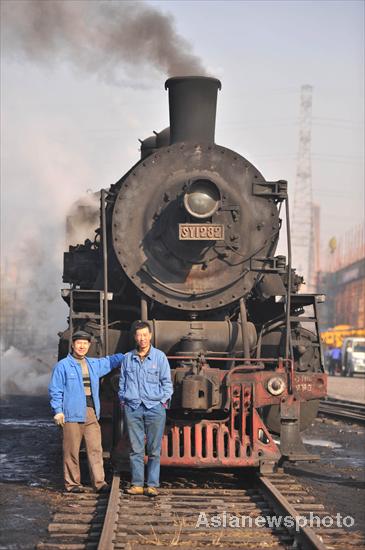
[118,346,173,409]
[49,353,124,422]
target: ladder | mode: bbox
[62,289,111,353]
[289,293,325,369]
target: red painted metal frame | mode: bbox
[159,357,327,467]
[160,381,281,467]
[106,357,327,469]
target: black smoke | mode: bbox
[2,0,207,81]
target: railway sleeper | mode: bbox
[117,515,278,525]
[118,525,292,535]
[49,533,101,540]
[48,522,103,533]
[120,501,269,509]
[327,540,365,548]
[114,540,294,548]
[53,514,104,523]
[115,530,294,540]
[37,544,98,550]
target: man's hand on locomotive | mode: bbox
[54,412,65,427]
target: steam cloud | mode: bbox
[2,0,207,81]
[0,343,54,395]
[66,191,100,248]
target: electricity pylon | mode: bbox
[291,84,315,291]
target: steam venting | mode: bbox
[2,0,207,81]
[1,344,54,395]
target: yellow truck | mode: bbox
[321,325,365,376]
[321,325,365,349]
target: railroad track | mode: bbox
[37,469,365,550]
[318,397,365,424]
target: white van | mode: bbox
[341,337,365,376]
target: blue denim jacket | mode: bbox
[118,346,173,409]
[49,353,124,422]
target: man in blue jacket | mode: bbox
[49,330,124,493]
[119,321,173,497]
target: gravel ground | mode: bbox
[0,395,364,549]
[0,397,64,550]
[287,415,365,532]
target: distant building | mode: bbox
[318,258,365,330]
[317,224,365,331]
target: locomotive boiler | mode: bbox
[60,76,327,471]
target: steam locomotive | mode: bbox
[60,77,327,471]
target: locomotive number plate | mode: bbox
[179,224,224,240]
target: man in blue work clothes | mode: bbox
[330,346,341,376]
[119,321,173,497]
[49,330,124,493]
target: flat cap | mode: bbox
[72,330,92,342]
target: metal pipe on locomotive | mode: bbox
[60,76,327,472]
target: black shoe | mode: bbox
[68,485,86,493]
[96,483,110,494]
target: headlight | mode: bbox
[267,376,286,396]
[183,179,220,219]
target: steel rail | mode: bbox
[319,397,365,424]
[259,475,328,550]
[97,474,120,550]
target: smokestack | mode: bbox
[165,76,221,144]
